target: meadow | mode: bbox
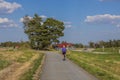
[0,48,44,80]
[67,48,120,80]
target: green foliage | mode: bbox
[0,60,10,70]
[23,14,65,49]
[20,53,44,80]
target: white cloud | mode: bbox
[0,0,3,1]
[20,15,47,22]
[85,14,120,27]
[0,18,9,23]
[0,0,22,14]
[117,24,120,28]
[64,21,72,28]
[40,15,47,19]
[65,25,72,28]
[20,18,24,22]
[0,18,18,28]
[20,16,32,23]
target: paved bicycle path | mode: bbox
[40,52,98,80]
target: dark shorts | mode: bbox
[62,52,66,55]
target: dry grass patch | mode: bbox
[0,48,44,80]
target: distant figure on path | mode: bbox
[62,45,67,61]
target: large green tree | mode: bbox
[23,14,65,49]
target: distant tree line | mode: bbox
[0,41,30,48]
[1,40,119,49]
[73,43,84,48]
[89,40,120,48]
[72,40,120,48]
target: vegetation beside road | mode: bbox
[20,53,44,80]
[67,50,120,80]
[0,48,44,80]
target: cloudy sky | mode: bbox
[0,0,120,44]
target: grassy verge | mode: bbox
[67,51,120,80]
[17,50,34,63]
[0,48,45,80]
[0,60,10,70]
[20,53,44,80]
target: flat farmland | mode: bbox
[0,48,44,80]
[67,51,120,80]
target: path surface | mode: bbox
[40,52,98,80]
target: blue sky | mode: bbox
[0,0,120,44]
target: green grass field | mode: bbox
[93,47,120,53]
[67,50,120,80]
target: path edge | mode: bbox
[66,55,99,80]
[33,53,46,80]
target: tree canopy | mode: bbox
[23,14,65,49]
